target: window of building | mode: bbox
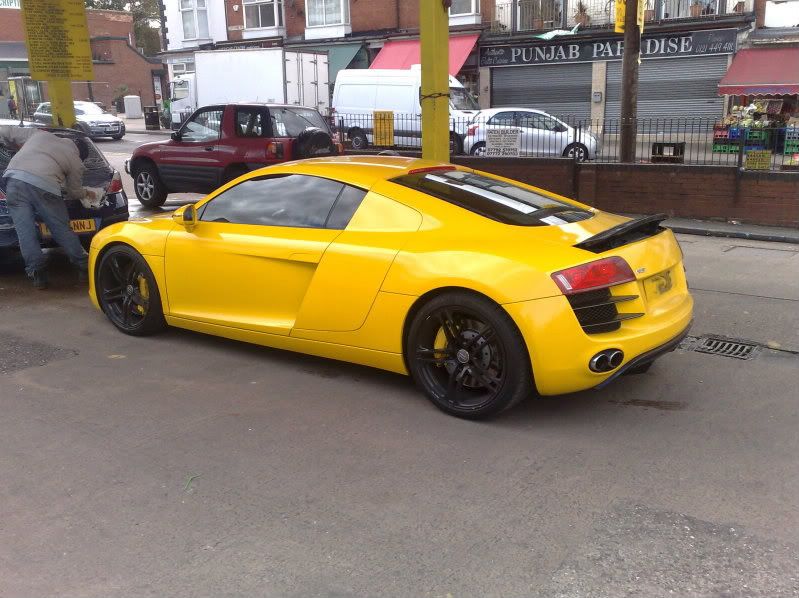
[172,61,196,74]
[450,0,480,15]
[307,0,350,27]
[181,0,209,40]
[200,174,366,229]
[244,0,283,28]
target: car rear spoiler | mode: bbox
[575,213,669,253]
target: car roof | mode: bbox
[479,107,547,116]
[264,155,455,189]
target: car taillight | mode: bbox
[551,257,636,295]
[107,173,123,194]
[466,124,478,136]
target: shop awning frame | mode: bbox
[369,34,479,76]
[718,47,799,96]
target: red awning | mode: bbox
[369,34,479,76]
[718,47,799,96]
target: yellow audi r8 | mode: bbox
[89,156,692,419]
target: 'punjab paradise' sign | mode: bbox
[0,0,21,7]
[480,28,737,67]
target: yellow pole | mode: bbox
[420,0,450,162]
[48,79,77,128]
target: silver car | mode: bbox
[463,108,599,161]
[34,101,125,140]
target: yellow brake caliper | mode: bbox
[136,275,149,315]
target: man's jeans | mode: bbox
[5,178,88,276]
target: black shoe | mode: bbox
[77,268,89,283]
[31,270,48,290]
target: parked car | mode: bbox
[89,156,692,420]
[333,66,479,153]
[33,101,126,140]
[126,103,341,208]
[0,125,129,251]
[463,108,599,161]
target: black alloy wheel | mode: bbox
[407,292,532,419]
[96,245,165,336]
[563,143,589,161]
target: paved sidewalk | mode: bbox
[664,217,799,245]
[118,115,170,136]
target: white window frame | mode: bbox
[180,0,209,41]
[449,0,480,16]
[243,0,284,30]
[306,0,350,27]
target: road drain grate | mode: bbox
[693,337,758,360]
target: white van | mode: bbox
[332,65,479,153]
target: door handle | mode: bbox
[204,146,214,151]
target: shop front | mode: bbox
[716,46,799,159]
[480,28,739,123]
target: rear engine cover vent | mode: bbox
[693,337,758,360]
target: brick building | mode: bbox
[0,2,166,118]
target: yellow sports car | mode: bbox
[89,156,692,419]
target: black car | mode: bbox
[0,125,129,251]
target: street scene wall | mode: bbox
[453,157,799,228]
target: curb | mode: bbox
[124,129,171,136]
[667,225,799,245]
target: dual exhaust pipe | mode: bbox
[589,349,624,373]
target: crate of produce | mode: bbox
[785,141,799,154]
[712,143,737,153]
[713,127,729,139]
[785,128,799,141]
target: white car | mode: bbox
[463,108,599,161]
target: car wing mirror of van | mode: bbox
[172,203,197,228]
[171,131,181,141]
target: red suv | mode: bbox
[126,103,339,208]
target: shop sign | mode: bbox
[480,28,737,67]
[486,128,521,157]
[0,0,21,8]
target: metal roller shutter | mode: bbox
[605,55,728,121]
[491,62,593,122]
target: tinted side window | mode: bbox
[200,174,345,228]
[235,107,270,138]
[326,186,367,229]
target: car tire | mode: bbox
[450,133,463,155]
[406,291,533,420]
[563,143,589,162]
[133,163,167,208]
[349,129,368,151]
[469,142,487,157]
[96,244,166,336]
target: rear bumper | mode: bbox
[504,288,694,396]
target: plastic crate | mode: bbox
[785,128,799,141]
[713,129,729,139]
[728,127,744,140]
[785,141,799,153]
[746,129,769,141]
[712,144,738,153]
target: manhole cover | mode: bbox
[693,337,758,360]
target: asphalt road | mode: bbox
[1,136,798,597]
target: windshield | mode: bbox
[78,103,104,115]
[450,87,479,111]
[172,80,190,101]
[270,107,330,137]
[391,169,593,226]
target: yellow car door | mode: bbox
[164,174,349,335]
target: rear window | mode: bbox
[391,169,593,226]
[270,107,330,137]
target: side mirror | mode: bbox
[172,204,197,228]
[171,131,181,141]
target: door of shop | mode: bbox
[604,55,728,121]
[491,62,593,124]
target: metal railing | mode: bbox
[333,113,799,171]
[486,0,753,33]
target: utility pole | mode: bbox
[619,0,641,163]
[420,0,450,162]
